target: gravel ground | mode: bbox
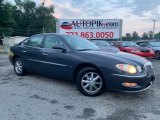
[0,45,4,53]
[0,54,160,120]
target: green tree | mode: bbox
[122,33,132,41]
[12,0,38,36]
[148,31,153,39]
[132,31,140,40]
[155,32,160,39]
[126,33,132,40]
[142,32,149,40]
[0,0,56,37]
[0,0,14,36]
[35,5,56,33]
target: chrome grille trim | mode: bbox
[144,61,154,75]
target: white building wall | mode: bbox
[2,36,28,53]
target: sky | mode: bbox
[13,0,160,36]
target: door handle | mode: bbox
[42,53,48,56]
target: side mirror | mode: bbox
[52,45,66,53]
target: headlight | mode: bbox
[116,64,137,74]
[131,50,140,53]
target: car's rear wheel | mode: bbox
[155,51,160,60]
[14,58,26,76]
[76,67,104,96]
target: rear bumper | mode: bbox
[105,73,155,92]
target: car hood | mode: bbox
[79,50,149,66]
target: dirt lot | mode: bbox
[0,54,160,120]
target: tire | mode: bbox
[14,58,26,76]
[76,67,105,96]
[155,51,160,60]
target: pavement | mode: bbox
[0,54,160,120]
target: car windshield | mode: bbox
[92,40,111,47]
[122,42,139,47]
[63,35,100,51]
[149,42,160,47]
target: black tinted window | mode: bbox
[28,35,43,47]
[44,35,64,49]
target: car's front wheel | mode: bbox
[14,58,26,76]
[76,67,104,96]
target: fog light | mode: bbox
[122,82,137,87]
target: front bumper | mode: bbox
[106,73,155,92]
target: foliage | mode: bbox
[155,32,160,39]
[132,31,140,40]
[122,31,140,41]
[122,31,160,41]
[0,0,14,36]
[142,32,149,40]
[0,0,56,37]
[148,31,153,39]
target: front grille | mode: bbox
[145,65,154,75]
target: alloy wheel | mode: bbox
[15,60,23,74]
[81,72,102,95]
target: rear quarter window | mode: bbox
[21,38,29,46]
